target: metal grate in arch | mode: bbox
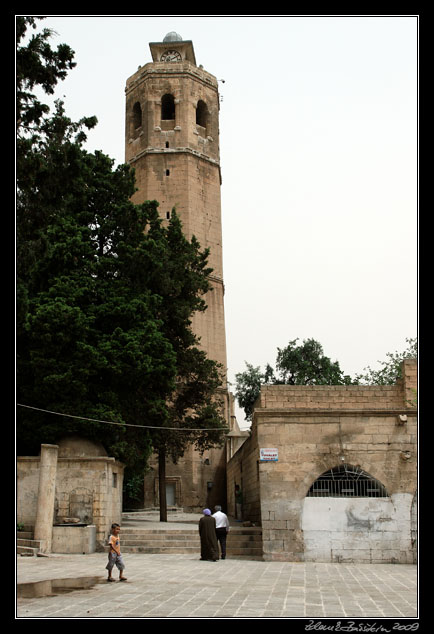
[307,464,389,498]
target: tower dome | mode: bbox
[163,31,182,42]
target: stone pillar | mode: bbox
[402,358,417,408]
[34,444,58,553]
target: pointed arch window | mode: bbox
[196,100,208,130]
[307,464,389,498]
[133,101,142,129]
[161,94,175,120]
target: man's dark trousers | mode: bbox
[216,528,227,559]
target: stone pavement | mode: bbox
[16,551,418,619]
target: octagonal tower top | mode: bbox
[149,33,196,65]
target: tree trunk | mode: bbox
[158,448,167,522]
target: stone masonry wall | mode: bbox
[227,359,417,563]
[17,455,124,550]
[226,422,261,525]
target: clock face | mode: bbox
[161,50,182,62]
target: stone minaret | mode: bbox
[125,32,230,510]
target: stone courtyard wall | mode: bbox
[227,359,417,563]
[226,421,261,524]
[17,437,124,550]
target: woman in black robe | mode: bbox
[199,509,219,561]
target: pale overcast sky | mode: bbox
[27,15,418,428]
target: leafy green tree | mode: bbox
[274,338,354,386]
[16,17,227,518]
[234,363,265,423]
[355,337,417,385]
[235,338,354,421]
[235,337,417,422]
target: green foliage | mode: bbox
[123,470,150,507]
[355,337,417,385]
[235,337,417,421]
[16,18,227,491]
[234,363,264,423]
[17,150,177,465]
[235,338,356,421]
[274,338,354,386]
[16,17,77,130]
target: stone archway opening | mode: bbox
[161,94,175,121]
[302,463,412,563]
[196,100,208,133]
[306,464,389,498]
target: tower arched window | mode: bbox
[133,101,142,129]
[196,100,208,130]
[307,464,389,498]
[161,94,175,120]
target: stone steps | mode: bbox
[16,522,263,559]
[120,527,263,558]
[17,532,42,557]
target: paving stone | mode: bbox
[16,552,417,619]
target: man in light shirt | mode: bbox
[212,505,230,560]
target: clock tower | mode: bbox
[125,33,231,510]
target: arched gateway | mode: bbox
[302,464,411,563]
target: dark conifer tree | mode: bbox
[16,17,227,515]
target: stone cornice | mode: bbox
[128,147,222,184]
[126,62,218,94]
[128,146,220,169]
[253,408,418,421]
[18,456,119,462]
[208,273,224,284]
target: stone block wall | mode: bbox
[226,423,261,524]
[227,359,417,563]
[17,438,124,550]
[257,383,406,411]
[302,493,416,564]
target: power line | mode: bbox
[17,404,229,433]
